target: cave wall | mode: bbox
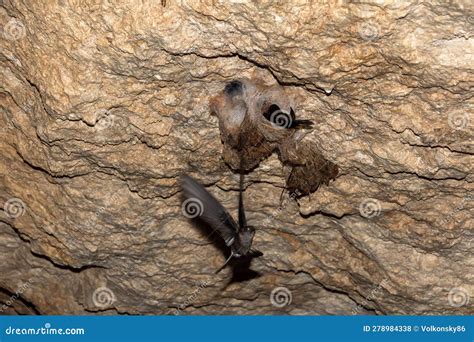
[0,0,472,315]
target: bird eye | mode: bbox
[224,80,243,96]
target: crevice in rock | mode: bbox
[0,287,41,315]
[29,250,107,273]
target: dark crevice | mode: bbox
[23,76,55,119]
[0,287,41,315]
[15,150,91,181]
[83,307,122,314]
[0,220,31,243]
[29,250,107,273]
[1,220,106,273]
[234,54,327,93]
[383,169,468,181]
[354,166,469,182]
[157,47,330,95]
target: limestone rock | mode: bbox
[0,1,472,315]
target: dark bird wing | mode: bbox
[289,108,313,129]
[262,104,313,129]
[180,175,238,246]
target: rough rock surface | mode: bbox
[0,1,472,315]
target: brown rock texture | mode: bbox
[0,1,472,315]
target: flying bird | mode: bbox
[210,78,339,197]
[180,173,262,274]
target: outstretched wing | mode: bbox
[180,174,238,246]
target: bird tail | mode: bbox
[291,119,313,129]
